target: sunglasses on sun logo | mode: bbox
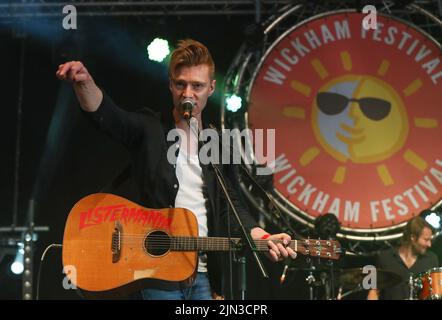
[316,92,391,121]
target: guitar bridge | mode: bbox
[111,221,122,263]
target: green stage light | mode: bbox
[226,94,242,112]
[147,38,170,62]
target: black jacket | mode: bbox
[82,92,259,295]
[376,247,439,300]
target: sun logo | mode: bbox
[248,11,442,229]
[312,74,408,165]
[288,53,437,187]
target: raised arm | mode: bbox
[56,61,151,149]
[56,61,103,112]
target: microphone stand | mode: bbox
[328,255,335,300]
[189,119,268,300]
[207,124,299,238]
[306,264,316,300]
[209,155,269,294]
[237,161,300,238]
[207,124,301,288]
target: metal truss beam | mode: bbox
[1,0,292,18]
[2,1,437,19]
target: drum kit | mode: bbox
[288,266,442,300]
[411,267,442,300]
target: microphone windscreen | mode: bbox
[181,99,195,120]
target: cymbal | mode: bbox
[287,267,337,272]
[337,268,402,290]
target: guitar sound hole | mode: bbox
[144,231,171,256]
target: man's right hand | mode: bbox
[56,61,103,112]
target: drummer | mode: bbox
[367,215,439,300]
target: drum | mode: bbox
[415,268,442,300]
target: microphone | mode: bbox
[181,98,195,120]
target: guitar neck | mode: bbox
[169,236,340,260]
[170,236,241,251]
[170,236,297,252]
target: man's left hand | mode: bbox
[265,233,297,262]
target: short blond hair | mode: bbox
[168,39,215,80]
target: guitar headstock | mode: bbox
[296,239,341,260]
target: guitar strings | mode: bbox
[118,234,340,245]
[119,236,339,246]
[117,235,339,246]
[109,236,341,253]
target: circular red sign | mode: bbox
[249,12,442,230]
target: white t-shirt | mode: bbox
[174,121,208,272]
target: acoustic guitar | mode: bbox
[62,193,341,295]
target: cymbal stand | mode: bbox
[320,271,330,300]
[305,262,316,300]
[337,284,363,299]
[306,272,316,300]
[408,273,416,300]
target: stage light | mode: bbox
[147,38,170,63]
[426,212,441,229]
[226,94,242,112]
[420,209,442,230]
[10,243,24,275]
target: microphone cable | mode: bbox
[36,243,62,300]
